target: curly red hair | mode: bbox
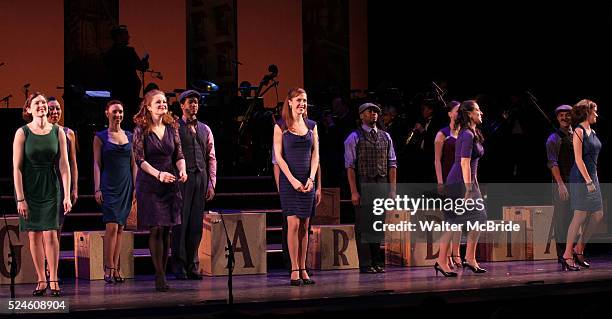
[133,90,177,133]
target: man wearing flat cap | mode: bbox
[546,104,573,262]
[171,90,217,279]
[344,103,397,273]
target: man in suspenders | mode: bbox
[344,103,397,273]
[172,90,217,279]
[546,105,573,262]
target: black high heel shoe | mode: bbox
[290,270,302,286]
[299,269,315,285]
[104,265,115,284]
[449,255,463,268]
[49,280,61,297]
[561,257,580,271]
[113,268,125,283]
[32,281,47,296]
[573,252,590,268]
[434,262,457,277]
[463,261,487,273]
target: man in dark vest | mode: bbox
[546,104,573,262]
[344,103,397,273]
[172,90,217,279]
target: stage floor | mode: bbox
[3,257,612,318]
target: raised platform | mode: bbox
[3,257,612,318]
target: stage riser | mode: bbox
[0,217,37,284]
[307,225,359,270]
[384,210,449,267]
[199,213,267,276]
[477,220,527,262]
[74,231,134,280]
[503,206,557,260]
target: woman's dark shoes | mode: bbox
[104,265,115,284]
[374,265,386,273]
[573,252,590,268]
[433,262,457,277]
[290,270,302,286]
[113,268,125,283]
[299,269,315,285]
[561,257,580,271]
[49,281,61,297]
[463,261,487,273]
[450,255,463,268]
[32,281,47,296]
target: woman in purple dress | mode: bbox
[434,100,487,277]
[434,101,462,270]
[273,88,319,286]
[133,90,187,291]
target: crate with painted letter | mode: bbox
[307,224,358,270]
[199,211,266,276]
[503,206,559,260]
[384,210,449,267]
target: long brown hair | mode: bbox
[571,99,597,127]
[133,90,177,133]
[456,100,484,143]
[280,87,307,130]
[23,92,47,121]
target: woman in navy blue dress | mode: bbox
[435,100,487,277]
[561,99,603,271]
[93,100,137,283]
[133,90,187,291]
[434,101,462,270]
[273,88,319,286]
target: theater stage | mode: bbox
[3,256,612,318]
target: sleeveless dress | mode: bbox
[278,119,317,219]
[439,126,457,182]
[569,124,603,212]
[445,128,487,225]
[19,125,60,231]
[96,129,134,225]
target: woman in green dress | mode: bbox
[13,92,72,297]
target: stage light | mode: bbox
[192,80,219,92]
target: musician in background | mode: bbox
[403,99,443,183]
[104,25,149,128]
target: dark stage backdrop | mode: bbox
[303,0,350,103]
[368,2,612,182]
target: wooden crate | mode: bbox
[477,220,527,262]
[74,231,134,280]
[0,217,37,284]
[307,224,358,270]
[125,197,138,230]
[199,212,266,276]
[384,210,448,267]
[503,206,557,260]
[312,188,341,225]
